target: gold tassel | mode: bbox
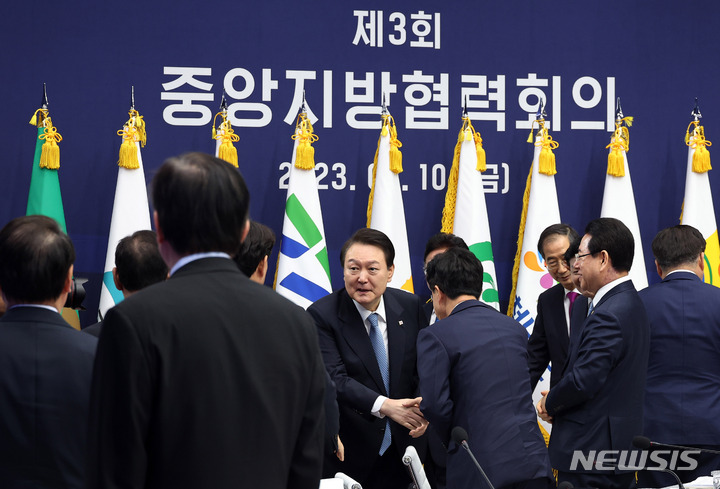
[117,109,148,169]
[117,125,140,169]
[537,126,558,176]
[687,123,712,173]
[387,115,403,174]
[292,113,318,170]
[213,112,240,168]
[606,120,630,177]
[38,118,61,170]
[475,132,487,172]
[29,108,48,127]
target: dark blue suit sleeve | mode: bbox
[308,304,382,413]
[545,308,623,416]
[527,299,550,391]
[417,327,453,443]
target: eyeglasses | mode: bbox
[574,251,599,261]
[545,259,568,272]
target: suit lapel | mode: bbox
[338,291,387,395]
[384,291,407,398]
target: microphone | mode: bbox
[451,426,495,489]
[632,437,688,489]
[633,435,720,455]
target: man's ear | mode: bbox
[655,259,663,279]
[386,264,395,283]
[153,211,164,244]
[240,220,250,244]
[63,265,75,294]
[112,266,124,292]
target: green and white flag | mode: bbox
[274,111,332,308]
[98,109,151,319]
[441,117,499,309]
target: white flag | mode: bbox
[274,119,332,308]
[509,133,562,435]
[442,123,499,309]
[368,116,413,292]
[600,148,648,289]
[681,124,720,286]
[98,141,151,319]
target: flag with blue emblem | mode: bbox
[98,101,151,319]
[274,108,332,308]
[507,109,561,439]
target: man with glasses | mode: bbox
[536,218,650,489]
[527,224,588,391]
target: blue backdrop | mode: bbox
[2,1,719,325]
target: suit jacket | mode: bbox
[639,271,720,445]
[546,280,650,473]
[527,284,588,390]
[417,300,552,489]
[307,287,427,481]
[86,257,326,489]
[0,306,97,489]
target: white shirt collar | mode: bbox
[352,295,387,324]
[170,252,231,276]
[592,275,632,307]
[8,304,60,313]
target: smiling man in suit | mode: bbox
[308,228,428,489]
[537,217,650,489]
[528,224,587,391]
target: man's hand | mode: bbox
[536,390,553,423]
[335,435,345,461]
[380,397,427,437]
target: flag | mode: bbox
[681,116,719,286]
[27,100,80,328]
[507,118,561,438]
[600,114,648,289]
[367,112,413,292]
[441,116,499,309]
[27,108,66,230]
[274,110,332,308]
[98,107,151,319]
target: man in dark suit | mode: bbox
[528,224,587,391]
[87,153,326,489]
[0,215,97,488]
[538,217,650,489]
[83,230,167,337]
[637,225,720,487]
[308,228,428,489]
[420,232,469,489]
[419,248,553,489]
[233,220,276,284]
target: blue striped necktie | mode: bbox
[368,312,392,455]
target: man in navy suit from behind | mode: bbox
[0,215,97,488]
[418,247,553,489]
[637,225,720,487]
[537,217,650,489]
